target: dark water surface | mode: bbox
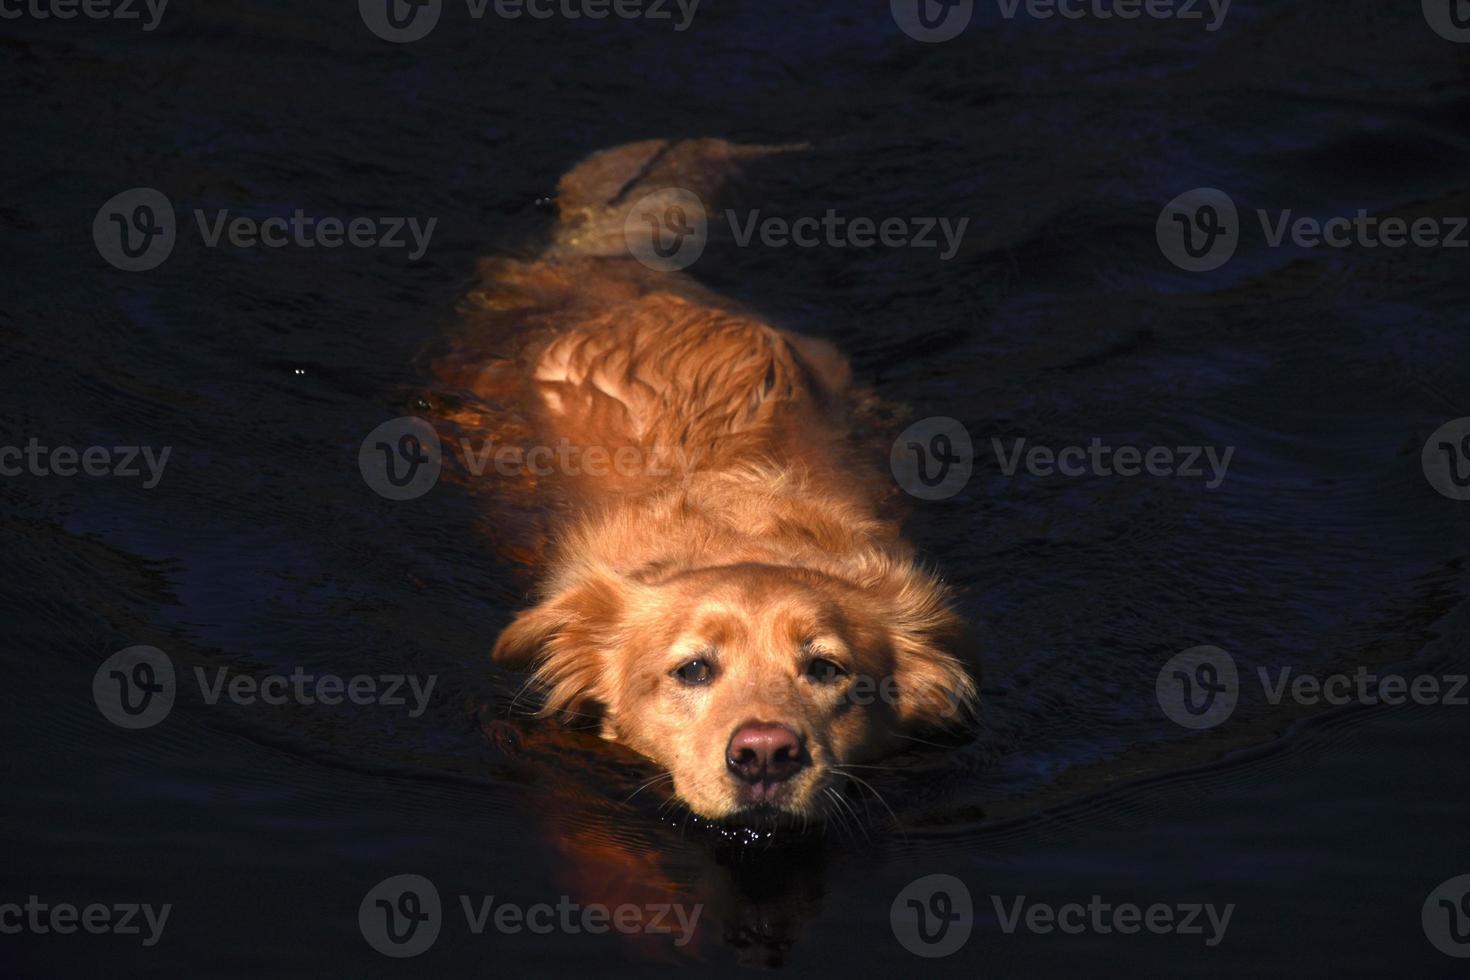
[5,0,1470,975]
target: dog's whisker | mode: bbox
[505,674,540,719]
[819,788,840,837]
[819,789,840,841]
[622,771,673,804]
[503,676,610,727]
[832,768,901,832]
[888,731,953,750]
[825,786,863,844]
[825,784,867,843]
[545,703,606,724]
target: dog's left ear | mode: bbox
[492,570,629,718]
[891,632,979,730]
[880,571,979,730]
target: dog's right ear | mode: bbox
[492,601,573,671]
[491,571,632,719]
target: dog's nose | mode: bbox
[726,722,805,784]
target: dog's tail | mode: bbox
[548,137,807,257]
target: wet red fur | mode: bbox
[463,139,978,821]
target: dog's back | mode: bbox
[462,138,862,503]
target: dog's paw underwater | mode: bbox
[461,138,981,825]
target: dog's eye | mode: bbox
[804,657,848,684]
[672,658,714,686]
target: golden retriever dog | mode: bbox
[480,138,978,826]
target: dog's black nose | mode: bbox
[726,722,805,783]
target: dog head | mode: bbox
[493,560,976,824]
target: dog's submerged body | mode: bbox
[475,139,978,824]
